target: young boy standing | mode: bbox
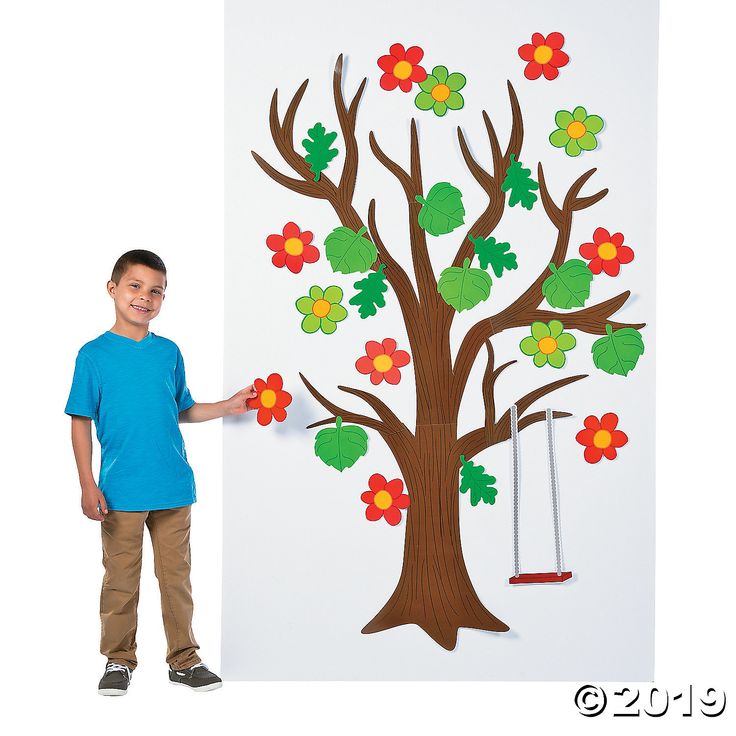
[65,249,255,695]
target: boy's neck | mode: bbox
[109,319,150,342]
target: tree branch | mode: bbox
[337,384,413,437]
[480,339,515,443]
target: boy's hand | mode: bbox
[82,484,108,521]
[225,384,258,416]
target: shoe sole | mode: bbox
[169,680,222,692]
[98,688,128,696]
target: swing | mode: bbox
[509,405,572,585]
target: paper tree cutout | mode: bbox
[415,65,466,116]
[542,260,593,308]
[361,473,410,525]
[579,227,635,276]
[266,222,319,274]
[519,320,576,368]
[247,373,292,426]
[377,43,427,92]
[325,226,377,274]
[302,122,338,181]
[576,413,628,463]
[355,338,411,385]
[415,182,465,235]
[550,107,604,157]
[437,257,492,312]
[314,416,368,471]
[252,54,646,651]
[592,324,645,376]
[295,285,347,334]
[518,32,570,80]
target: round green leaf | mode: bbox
[416,182,465,236]
[542,260,593,309]
[324,226,377,274]
[314,417,369,472]
[437,258,492,312]
[592,325,645,376]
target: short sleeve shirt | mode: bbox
[65,331,196,511]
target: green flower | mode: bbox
[520,320,576,368]
[295,285,348,335]
[415,65,466,117]
[549,106,604,157]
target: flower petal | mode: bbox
[301,314,320,333]
[415,91,435,110]
[572,105,588,121]
[285,254,304,273]
[432,65,448,83]
[547,349,566,368]
[283,221,300,239]
[257,407,273,426]
[576,428,595,446]
[399,78,413,93]
[602,259,621,276]
[579,242,598,259]
[611,232,625,247]
[271,406,287,422]
[603,446,618,460]
[271,250,288,268]
[555,110,574,128]
[383,506,402,526]
[370,370,384,385]
[324,285,343,303]
[356,356,374,374]
[418,74,438,93]
[548,319,564,338]
[584,415,601,431]
[556,332,576,351]
[446,91,464,110]
[391,350,410,367]
[385,478,404,498]
[446,72,466,91]
[565,138,581,157]
[302,244,320,264]
[275,390,292,408]
[593,227,610,244]
[405,46,424,64]
[328,303,348,322]
[611,430,629,448]
[266,234,285,252]
[433,101,448,117]
[518,43,535,61]
[588,257,603,274]
[320,318,337,334]
[369,473,387,492]
[524,61,543,80]
[520,336,539,355]
[360,490,375,504]
[382,337,397,354]
[545,31,565,49]
[267,373,283,391]
[578,132,598,151]
[533,351,548,367]
[384,367,402,384]
[531,32,545,46]
[549,129,569,148]
[389,43,406,59]
[617,246,635,264]
[365,504,383,522]
[542,64,559,80]
[300,230,313,246]
[254,378,267,392]
[601,412,619,431]
[309,285,323,301]
[377,55,396,73]
[551,49,569,67]
[410,65,427,82]
[380,73,399,91]
[584,446,604,463]
[584,115,604,134]
[531,321,551,340]
[394,493,410,510]
[295,296,314,315]
[365,340,383,359]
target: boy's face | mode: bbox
[107,265,166,328]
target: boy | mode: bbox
[65,249,256,695]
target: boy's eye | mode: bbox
[153,290,161,295]
[130,283,139,288]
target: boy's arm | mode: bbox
[70,416,108,521]
[179,385,257,423]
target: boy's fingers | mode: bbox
[97,492,109,514]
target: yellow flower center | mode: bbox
[533,45,553,64]
[566,121,587,139]
[312,299,331,318]
[597,242,618,261]
[373,490,393,510]
[593,430,612,449]
[393,60,413,80]
[260,389,277,409]
[538,336,558,355]
[284,237,304,256]
[373,354,394,373]
[431,83,450,102]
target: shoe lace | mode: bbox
[106,663,130,677]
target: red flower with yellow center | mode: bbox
[355,338,411,385]
[576,413,629,464]
[518,32,570,81]
[266,222,320,274]
[579,227,635,277]
[361,473,410,526]
[246,373,292,426]
[377,43,428,92]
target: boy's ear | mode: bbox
[106,280,116,297]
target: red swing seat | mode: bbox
[508,571,572,585]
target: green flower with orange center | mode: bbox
[295,285,348,335]
[549,106,604,157]
[415,65,466,117]
[520,320,576,368]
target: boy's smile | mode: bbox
[107,264,166,335]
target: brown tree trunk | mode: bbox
[361,424,509,650]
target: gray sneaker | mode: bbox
[168,662,222,691]
[98,662,132,696]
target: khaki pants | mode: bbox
[100,505,201,671]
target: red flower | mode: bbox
[518,32,570,81]
[576,413,629,464]
[246,373,292,426]
[266,222,320,274]
[355,338,411,385]
[377,43,428,92]
[579,227,635,277]
[361,473,410,526]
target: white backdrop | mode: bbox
[224,0,657,679]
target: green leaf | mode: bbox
[592,324,645,377]
[301,122,338,182]
[415,182,465,235]
[437,257,492,312]
[500,154,539,210]
[324,226,377,274]
[459,455,498,507]
[541,260,593,308]
[314,416,369,472]
[348,264,388,318]
[469,235,518,278]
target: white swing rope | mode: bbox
[545,408,565,576]
[511,404,521,578]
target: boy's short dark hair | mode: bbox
[111,250,167,286]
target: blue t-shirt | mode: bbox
[65,330,197,511]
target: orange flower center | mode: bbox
[533,45,554,64]
[597,241,618,261]
[260,389,277,409]
[393,60,413,80]
[284,237,304,256]
[373,354,394,373]
[373,490,393,510]
[538,336,558,355]
[431,83,450,102]
[566,121,587,139]
[312,299,331,318]
[593,430,612,449]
